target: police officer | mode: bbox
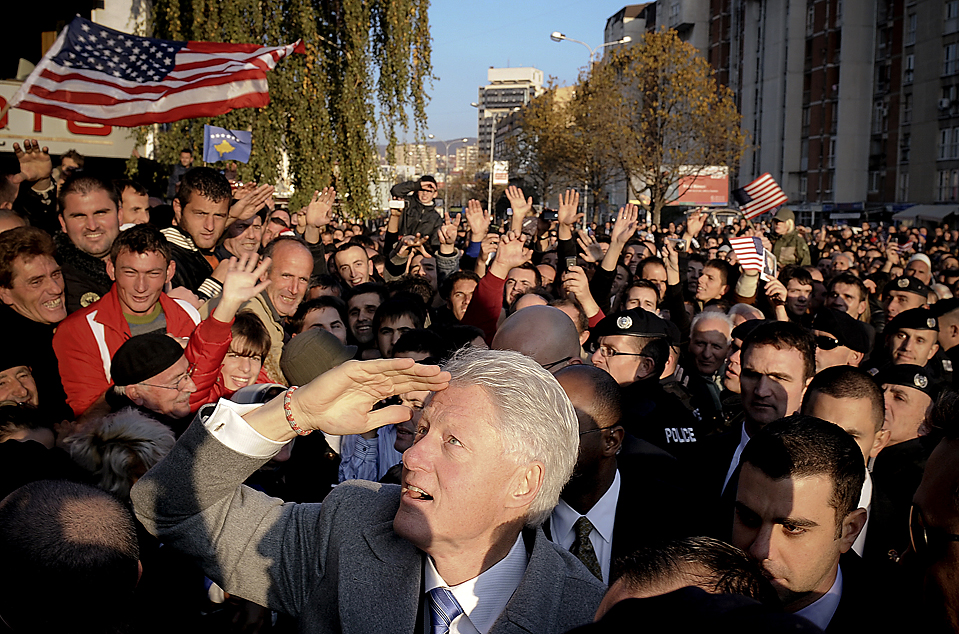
[869,364,946,561]
[590,308,703,461]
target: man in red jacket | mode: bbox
[53,224,268,417]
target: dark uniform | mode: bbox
[591,309,708,461]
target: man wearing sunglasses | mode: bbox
[812,308,870,372]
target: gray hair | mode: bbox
[691,310,734,343]
[66,407,176,500]
[441,347,579,527]
[728,303,764,322]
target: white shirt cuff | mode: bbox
[201,399,288,459]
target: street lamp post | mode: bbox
[428,134,469,211]
[550,32,632,228]
[471,102,496,215]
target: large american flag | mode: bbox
[9,16,300,127]
[729,236,766,273]
[732,173,789,220]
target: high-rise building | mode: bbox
[476,67,545,160]
[392,143,437,178]
[605,4,656,51]
[706,0,959,222]
[453,144,480,176]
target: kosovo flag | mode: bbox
[203,124,252,163]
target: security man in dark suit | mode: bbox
[546,365,694,582]
[732,415,905,632]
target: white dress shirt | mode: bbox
[722,423,750,493]
[549,470,621,583]
[202,400,285,457]
[852,469,873,556]
[424,534,528,634]
[794,565,843,631]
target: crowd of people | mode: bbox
[2,138,959,634]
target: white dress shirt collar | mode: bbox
[723,422,751,492]
[852,469,873,556]
[425,533,528,634]
[794,564,843,631]
[550,469,622,583]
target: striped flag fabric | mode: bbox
[9,16,300,127]
[732,173,789,220]
[729,236,766,272]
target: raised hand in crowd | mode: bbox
[437,213,461,255]
[475,232,500,277]
[212,252,272,323]
[229,183,275,222]
[562,264,601,319]
[166,286,202,310]
[488,230,531,279]
[253,357,451,440]
[682,207,708,244]
[557,189,582,240]
[602,204,639,273]
[763,276,790,321]
[395,233,428,261]
[505,185,533,234]
[297,186,336,243]
[576,229,604,263]
[465,198,491,242]
[12,139,53,189]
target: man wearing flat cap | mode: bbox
[813,308,871,372]
[589,308,701,460]
[869,364,946,561]
[771,208,810,267]
[883,275,929,324]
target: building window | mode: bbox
[800,175,808,197]
[941,129,952,160]
[904,54,914,84]
[901,133,911,162]
[807,4,815,36]
[946,44,959,76]
[828,138,836,168]
[869,171,881,193]
[937,170,959,201]
[948,1,959,34]
[904,93,913,124]
[953,127,959,159]
[898,172,909,202]
[802,106,810,137]
[906,13,917,45]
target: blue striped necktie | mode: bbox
[428,587,464,634]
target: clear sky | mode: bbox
[399,0,638,144]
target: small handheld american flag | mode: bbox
[732,173,789,220]
[9,16,301,127]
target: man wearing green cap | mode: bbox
[771,208,810,267]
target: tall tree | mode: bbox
[146,0,432,215]
[591,29,746,226]
[501,85,578,203]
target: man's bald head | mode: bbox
[555,364,622,430]
[492,305,583,373]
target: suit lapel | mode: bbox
[339,519,423,634]
[491,530,560,634]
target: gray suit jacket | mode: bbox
[132,415,605,634]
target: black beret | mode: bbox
[888,275,930,298]
[813,308,870,353]
[877,363,945,399]
[731,318,767,343]
[930,297,959,318]
[593,308,668,339]
[886,307,939,334]
[111,333,185,387]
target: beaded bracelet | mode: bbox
[284,386,311,436]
